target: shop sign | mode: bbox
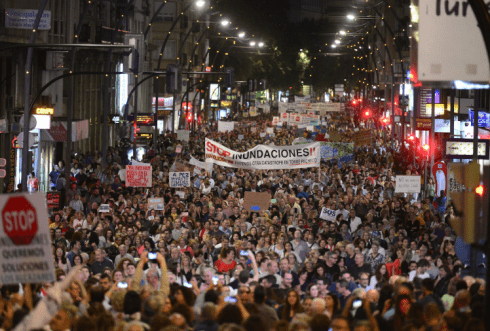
[418,0,489,83]
[46,192,60,209]
[158,110,171,117]
[468,110,490,129]
[33,107,54,115]
[444,138,489,159]
[416,118,432,130]
[5,9,51,30]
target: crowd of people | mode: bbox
[0,111,485,331]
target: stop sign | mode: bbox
[2,196,38,245]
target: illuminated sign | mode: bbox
[127,113,157,126]
[210,84,220,101]
[444,138,489,159]
[34,107,54,115]
[33,114,51,129]
[206,67,212,72]
[136,133,153,140]
[423,104,445,117]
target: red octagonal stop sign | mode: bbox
[2,196,38,245]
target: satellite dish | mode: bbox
[19,115,37,131]
[16,132,36,148]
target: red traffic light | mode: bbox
[187,113,193,122]
[352,100,357,105]
[422,144,430,151]
[475,185,484,196]
[364,110,370,117]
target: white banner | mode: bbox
[205,138,320,170]
[319,207,339,222]
[169,172,191,188]
[394,176,421,193]
[126,164,152,187]
[0,193,56,284]
[189,156,211,175]
[218,121,235,132]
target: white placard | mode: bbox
[169,172,190,188]
[177,130,190,142]
[218,121,235,132]
[148,198,164,211]
[0,193,56,284]
[319,207,338,222]
[395,176,421,193]
[266,128,274,133]
[260,132,267,138]
[126,164,152,187]
[175,191,185,199]
[99,204,110,213]
[418,0,489,83]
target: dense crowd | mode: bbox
[0,112,485,331]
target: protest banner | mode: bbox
[266,127,274,133]
[272,117,279,125]
[126,164,152,187]
[320,142,354,161]
[218,121,235,132]
[169,172,191,188]
[189,156,209,175]
[394,176,421,193]
[170,160,195,172]
[177,130,190,142]
[205,138,320,170]
[243,191,271,212]
[353,129,373,147]
[0,193,56,284]
[319,207,339,222]
[148,198,164,211]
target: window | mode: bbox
[156,1,176,21]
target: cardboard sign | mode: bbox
[175,191,185,199]
[353,130,373,147]
[394,176,421,193]
[0,193,56,284]
[242,191,271,212]
[126,164,152,187]
[148,198,164,211]
[169,172,191,188]
[319,207,338,222]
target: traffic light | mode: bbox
[187,113,193,122]
[166,64,182,93]
[380,117,389,125]
[449,162,489,244]
[364,110,371,117]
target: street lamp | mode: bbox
[250,41,256,46]
[335,40,340,44]
[339,30,346,36]
[196,0,205,7]
[221,19,230,26]
[258,42,264,47]
[331,44,337,48]
[347,14,355,20]
[238,31,245,38]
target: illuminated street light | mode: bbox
[331,44,337,48]
[339,30,346,35]
[258,42,264,47]
[221,19,230,26]
[250,41,256,46]
[335,40,340,44]
[347,14,355,20]
[196,0,205,7]
[238,32,245,38]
